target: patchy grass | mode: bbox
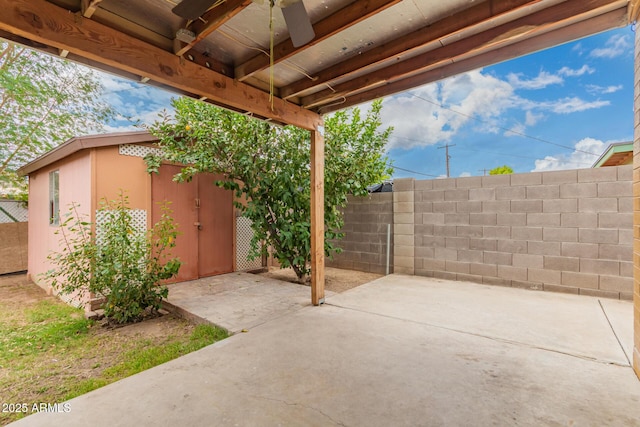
[0,275,228,426]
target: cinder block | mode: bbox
[433,224,457,237]
[560,213,598,228]
[599,275,634,292]
[578,167,618,183]
[512,253,544,269]
[511,200,543,213]
[481,174,510,187]
[497,265,528,281]
[456,225,483,238]
[455,273,484,284]
[415,246,435,258]
[482,226,511,239]
[445,188,470,201]
[561,242,599,259]
[511,172,542,186]
[527,213,561,227]
[578,228,619,244]
[445,213,470,225]
[470,263,498,277]
[527,185,560,199]
[482,200,511,213]
[511,226,543,241]
[469,188,496,201]
[559,182,597,199]
[433,271,457,281]
[470,213,497,226]
[561,271,598,289]
[544,255,579,272]
[543,284,580,295]
[394,223,413,235]
[395,266,415,275]
[542,227,578,242]
[579,259,620,276]
[468,238,497,251]
[421,190,445,201]
[496,186,525,200]
[579,288,620,300]
[483,251,512,266]
[394,234,414,247]
[497,239,527,254]
[422,213,445,225]
[617,165,632,180]
[435,247,458,261]
[579,198,619,213]
[394,256,414,269]
[415,223,434,236]
[497,213,527,226]
[483,277,512,287]
[422,258,446,271]
[445,236,469,249]
[394,201,414,213]
[619,291,633,301]
[394,191,414,203]
[599,244,632,261]
[599,213,632,229]
[421,235,445,248]
[445,260,470,274]
[457,249,483,263]
[394,178,415,192]
[394,245,414,257]
[620,261,633,277]
[511,280,543,291]
[456,201,483,213]
[394,213,414,224]
[543,199,577,213]
[542,169,577,184]
[597,181,631,198]
[433,179,456,190]
[455,176,483,188]
[415,180,433,191]
[528,268,561,285]
[619,197,633,213]
[433,201,457,213]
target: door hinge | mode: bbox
[195,198,200,208]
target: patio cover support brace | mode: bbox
[311,126,325,305]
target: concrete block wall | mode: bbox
[408,166,633,300]
[326,192,394,275]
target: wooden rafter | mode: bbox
[235,0,402,81]
[0,0,321,130]
[630,0,640,21]
[318,7,629,114]
[81,0,103,19]
[174,0,252,57]
[303,0,627,110]
[280,0,539,100]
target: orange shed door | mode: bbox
[152,166,233,283]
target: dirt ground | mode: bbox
[258,266,382,293]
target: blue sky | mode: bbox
[101,26,635,179]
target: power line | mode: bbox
[392,165,440,178]
[407,92,601,157]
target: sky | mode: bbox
[100,25,636,180]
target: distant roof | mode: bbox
[18,131,156,176]
[592,141,633,168]
[367,182,393,193]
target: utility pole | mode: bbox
[479,168,489,176]
[437,143,455,177]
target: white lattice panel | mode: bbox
[0,200,28,223]
[236,216,263,271]
[95,209,147,246]
[119,144,162,158]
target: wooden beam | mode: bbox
[81,0,103,19]
[304,0,626,109]
[174,0,252,57]
[310,123,325,306]
[280,0,541,100]
[630,0,640,21]
[235,0,402,81]
[317,7,629,114]
[0,0,321,131]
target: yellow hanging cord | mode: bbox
[269,0,275,111]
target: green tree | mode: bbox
[489,165,514,175]
[0,41,116,199]
[148,98,392,282]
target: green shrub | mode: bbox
[44,192,181,323]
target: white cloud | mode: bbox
[534,97,610,114]
[524,111,544,126]
[504,122,525,138]
[532,137,606,171]
[459,172,472,177]
[586,84,623,95]
[507,70,563,89]
[590,34,631,59]
[558,65,595,77]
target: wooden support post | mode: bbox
[310,123,325,306]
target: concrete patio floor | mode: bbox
[11,274,640,426]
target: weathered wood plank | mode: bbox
[311,125,325,306]
[0,0,321,131]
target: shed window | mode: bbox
[49,170,59,225]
